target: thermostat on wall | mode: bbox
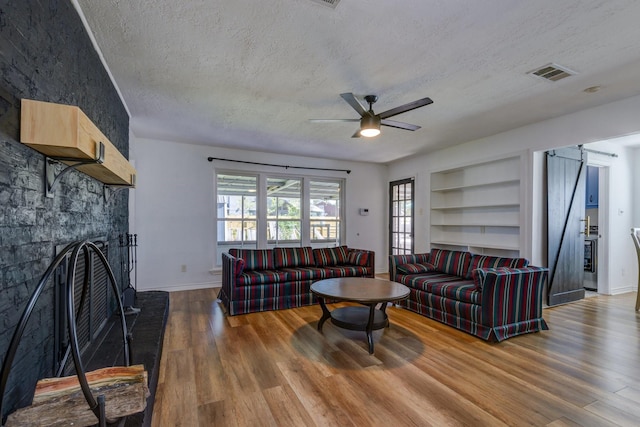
[359,208,369,216]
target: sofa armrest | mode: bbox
[219,252,242,314]
[347,248,375,278]
[388,253,430,281]
[478,266,548,328]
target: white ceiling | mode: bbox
[75,0,640,163]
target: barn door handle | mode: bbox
[580,216,590,235]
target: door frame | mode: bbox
[389,177,415,255]
[585,159,611,294]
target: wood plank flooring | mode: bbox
[151,289,640,426]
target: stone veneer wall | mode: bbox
[0,1,129,418]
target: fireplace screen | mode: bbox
[54,240,111,376]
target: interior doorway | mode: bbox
[584,159,610,295]
[583,165,599,292]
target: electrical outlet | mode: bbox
[181,264,187,273]
[621,267,625,277]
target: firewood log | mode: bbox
[5,365,148,427]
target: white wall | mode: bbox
[129,138,388,291]
[389,94,640,295]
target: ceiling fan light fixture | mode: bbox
[360,115,381,137]
[360,127,380,137]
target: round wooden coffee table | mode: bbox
[310,277,410,354]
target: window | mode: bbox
[310,180,341,243]
[216,172,344,249]
[267,177,301,244]
[217,174,257,245]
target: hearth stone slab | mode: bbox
[85,291,169,427]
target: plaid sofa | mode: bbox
[389,249,548,342]
[219,246,375,315]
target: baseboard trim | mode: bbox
[609,287,635,295]
[139,282,219,293]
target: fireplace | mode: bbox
[0,237,168,426]
[0,239,133,424]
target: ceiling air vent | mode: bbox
[310,0,340,9]
[527,63,576,82]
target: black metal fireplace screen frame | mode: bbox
[0,240,131,426]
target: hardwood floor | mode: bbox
[151,289,640,426]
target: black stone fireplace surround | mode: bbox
[0,240,168,426]
[0,0,156,423]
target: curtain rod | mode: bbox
[584,148,618,158]
[207,157,351,174]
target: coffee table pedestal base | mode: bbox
[317,298,388,354]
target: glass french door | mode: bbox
[389,178,414,255]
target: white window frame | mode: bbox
[266,175,303,246]
[215,173,259,246]
[215,170,345,251]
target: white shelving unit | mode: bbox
[430,155,523,257]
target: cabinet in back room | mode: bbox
[585,165,599,208]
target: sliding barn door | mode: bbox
[546,146,587,306]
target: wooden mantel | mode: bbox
[20,99,136,187]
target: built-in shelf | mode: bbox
[431,240,521,251]
[431,203,519,210]
[20,99,136,196]
[431,222,520,227]
[429,155,523,256]
[431,179,520,192]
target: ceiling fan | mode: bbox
[310,93,433,138]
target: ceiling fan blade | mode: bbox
[340,93,367,117]
[378,97,433,120]
[381,119,421,131]
[309,119,360,123]
[351,129,362,138]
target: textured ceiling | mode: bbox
[75,0,640,163]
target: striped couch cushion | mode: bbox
[229,249,275,271]
[393,253,430,266]
[313,246,348,266]
[274,247,315,268]
[236,270,287,286]
[347,250,369,266]
[429,249,472,277]
[397,263,435,274]
[465,255,529,279]
[401,272,479,305]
